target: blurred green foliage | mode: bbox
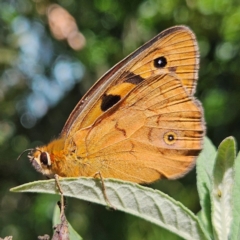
[1,0,240,239]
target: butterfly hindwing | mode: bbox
[71,74,204,183]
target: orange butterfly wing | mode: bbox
[66,73,204,183]
[32,26,204,183]
[62,25,199,136]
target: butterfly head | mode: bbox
[26,138,66,177]
[28,147,55,178]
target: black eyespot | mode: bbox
[154,56,167,68]
[40,152,49,166]
[168,134,174,141]
[163,131,177,145]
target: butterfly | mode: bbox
[29,25,205,184]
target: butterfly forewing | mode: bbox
[62,26,199,137]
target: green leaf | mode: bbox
[11,178,208,240]
[196,137,217,237]
[230,151,240,240]
[211,137,236,240]
[52,205,83,240]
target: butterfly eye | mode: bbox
[154,56,167,68]
[163,131,177,145]
[40,152,51,166]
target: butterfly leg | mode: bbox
[54,174,66,218]
[93,171,116,210]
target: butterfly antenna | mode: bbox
[16,148,35,161]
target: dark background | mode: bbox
[0,0,240,239]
